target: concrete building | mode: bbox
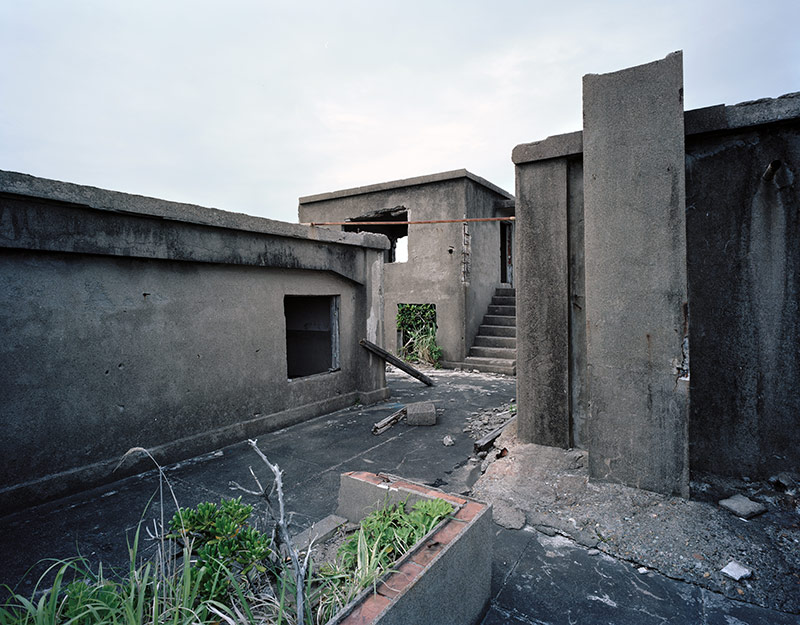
[0,170,390,510]
[513,52,799,495]
[298,169,517,374]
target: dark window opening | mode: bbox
[343,206,408,263]
[284,295,340,379]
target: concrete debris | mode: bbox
[769,472,798,494]
[406,401,437,426]
[718,494,767,519]
[721,560,752,581]
[637,567,649,574]
[493,500,526,529]
[442,435,455,446]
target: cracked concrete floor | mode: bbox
[1,368,798,624]
[472,420,800,622]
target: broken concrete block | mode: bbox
[493,500,526,529]
[406,401,437,426]
[292,514,346,552]
[721,560,752,581]
[718,494,767,519]
[442,435,455,446]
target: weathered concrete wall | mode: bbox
[513,156,570,447]
[583,52,689,496]
[513,53,799,491]
[299,170,513,363]
[685,100,800,477]
[512,132,586,449]
[0,171,390,509]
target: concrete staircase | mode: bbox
[463,286,516,375]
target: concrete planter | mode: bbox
[320,471,492,625]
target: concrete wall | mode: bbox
[0,170,390,510]
[513,54,799,492]
[298,170,513,363]
[685,100,800,477]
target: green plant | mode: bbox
[168,497,273,601]
[311,497,453,621]
[396,303,442,366]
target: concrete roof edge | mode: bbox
[0,170,390,250]
[685,92,800,136]
[298,168,513,204]
[512,92,800,164]
[512,131,584,164]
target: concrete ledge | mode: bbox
[512,131,584,164]
[299,169,513,204]
[331,472,492,625]
[513,93,800,166]
[0,170,389,250]
[685,92,800,136]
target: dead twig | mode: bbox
[229,439,311,625]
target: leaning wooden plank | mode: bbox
[473,415,517,453]
[372,407,406,435]
[359,339,435,386]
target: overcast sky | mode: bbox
[2,1,798,223]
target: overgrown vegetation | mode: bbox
[396,303,442,366]
[0,445,453,625]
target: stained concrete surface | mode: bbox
[1,369,798,624]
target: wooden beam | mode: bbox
[372,408,406,435]
[473,415,517,453]
[359,339,435,386]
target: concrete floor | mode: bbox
[1,369,798,624]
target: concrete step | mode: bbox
[496,287,516,297]
[462,356,516,376]
[488,305,516,316]
[479,324,516,337]
[484,315,516,327]
[469,346,517,359]
[474,335,516,349]
[491,295,516,306]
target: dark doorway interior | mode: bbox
[500,221,514,285]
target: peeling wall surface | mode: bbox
[298,170,513,363]
[686,112,800,477]
[513,53,799,492]
[0,171,390,510]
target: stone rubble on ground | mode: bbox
[442,435,455,446]
[721,560,752,581]
[462,405,515,440]
[718,494,767,519]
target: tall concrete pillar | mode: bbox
[514,157,570,447]
[583,52,689,496]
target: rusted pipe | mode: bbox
[762,160,783,181]
[302,216,515,227]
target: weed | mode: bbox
[396,303,442,366]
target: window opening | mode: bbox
[343,206,408,263]
[284,295,340,379]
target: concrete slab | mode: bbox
[719,494,767,519]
